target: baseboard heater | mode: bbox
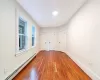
[5,53,37,80]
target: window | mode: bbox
[19,18,27,50]
[32,26,35,47]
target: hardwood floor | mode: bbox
[13,50,91,80]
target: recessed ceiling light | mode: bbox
[52,11,58,16]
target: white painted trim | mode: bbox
[6,53,37,80]
[15,47,34,57]
[15,8,29,55]
[19,17,28,50]
[66,52,100,80]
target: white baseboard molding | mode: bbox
[66,52,100,80]
[5,53,37,80]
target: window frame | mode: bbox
[16,16,28,55]
[32,26,36,47]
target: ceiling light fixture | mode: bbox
[52,11,58,16]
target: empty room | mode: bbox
[0,0,100,80]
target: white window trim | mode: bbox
[15,16,28,55]
[32,26,36,48]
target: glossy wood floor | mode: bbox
[13,51,91,80]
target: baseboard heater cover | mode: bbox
[5,53,37,80]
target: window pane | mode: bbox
[19,25,25,34]
[19,18,27,51]
[19,35,26,50]
[32,26,35,46]
[32,27,35,37]
[19,18,26,27]
[32,37,34,46]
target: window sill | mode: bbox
[32,46,35,48]
[15,48,33,57]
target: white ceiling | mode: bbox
[17,0,86,27]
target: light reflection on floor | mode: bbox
[29,68,38,80]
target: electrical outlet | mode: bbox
[4,68,8,74]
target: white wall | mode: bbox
[40,27,67,52]
[65,0,100,79]
[40,0,100,79]
[58,0,100,79]
[0,0,40,80]
[40,27,58,50]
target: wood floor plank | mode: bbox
[13,50,92,80]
